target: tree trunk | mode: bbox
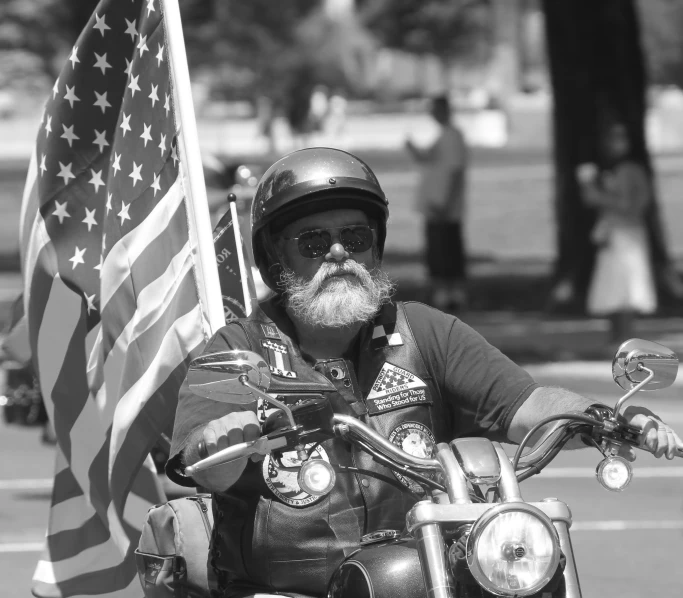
[542,0,673,307]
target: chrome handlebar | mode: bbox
[331,413,441,471]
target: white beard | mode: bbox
[279,260,395,328]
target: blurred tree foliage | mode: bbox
[357,0,493,72]
[0,0,98,89]
[182,0,374,108]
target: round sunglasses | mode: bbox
[282,225,376,259]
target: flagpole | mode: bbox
[161,0,225,334]
[228,194,257,315]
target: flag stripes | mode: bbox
[100,177,184,308]
[21,1,234,594]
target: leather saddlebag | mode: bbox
[135,494,215,598]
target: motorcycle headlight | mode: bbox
[466,503,560,596]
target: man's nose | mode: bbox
[325,242,348,262]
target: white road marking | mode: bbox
[541,466,683,478]
[0,479,53,490]
[0,542,44,553]
[1,520,682,555]
[572,520,683,532]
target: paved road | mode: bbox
[1,363,682,598]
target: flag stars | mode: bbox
[140,123,152,147]
[111,153,121,176]
[82,207,98,231]
[118,202,131,224]
[93,130,109,153]
[64,85,80,108]
[85,293,98,314]
[94,91,111,113]
[44,115,52,136]
[39,154,47,176]
[164,93,171,116]
[129,162,143,186]
[151,174,161,196]
[57,161,76,185]
[69,46,80,68]
[128,74,140,97]
[124,58,133,77]
[155,44,164,66]
[69,246,86,269]
[148,84,159,107]
[120,113,131,136]
[88,169,105,193]
[171,144,178,166]
[53,201,71,224]
[61,124,79,147]
[52,80,59,99]
[93,13,110,36]
[124,18,137,41]
[94,255,103,275]
[106,193,113,213]
[146,0,156,17]
[137,34,149,57]
[158,133,166,157]
[93,52,112,75]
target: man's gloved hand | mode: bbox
[185,410,261,492]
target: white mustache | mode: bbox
[279,260,395,327]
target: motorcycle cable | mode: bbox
[353,437,448,494]
[512,413,603,473]
[299,440,428,500]
[334,464,424,501]
[516,421,593,482]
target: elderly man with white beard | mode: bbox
[165,148,682,598]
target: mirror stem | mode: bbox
[612,365,654,420]
[239,376,297,429]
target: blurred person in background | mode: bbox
[578,122,656,344]
[405,94,469,312]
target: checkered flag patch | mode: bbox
[371,323,403,349]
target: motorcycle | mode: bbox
[185,338,681,598]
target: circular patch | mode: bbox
[263,444,331,507]
[388,422,437,495]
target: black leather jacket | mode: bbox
[209,301,450,596]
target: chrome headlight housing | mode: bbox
[466,503,561,596]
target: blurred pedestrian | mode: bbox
[579,123,656,344]
[325,87,348,143]
[405,94,469,311]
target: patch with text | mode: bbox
[388,421,436,495]
[261,339,297,378]
[261,323,282,340]
[365,362,430,414]
[263,444,330,507]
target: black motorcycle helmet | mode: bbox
[251,147,389,290]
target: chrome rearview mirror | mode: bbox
[612,339,679,392]
[187,350,272,405]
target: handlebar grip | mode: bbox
[185,440,255,476]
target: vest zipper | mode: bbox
[188,495,212,541]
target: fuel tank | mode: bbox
[327,536,425,598]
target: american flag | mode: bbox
[20,0,231,595]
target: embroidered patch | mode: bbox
[365,362,430,415]
[261,339,297,378]
[261,323,281,340]
[263,444,331,507]
[371,322,403,349]
[388,422,436,495]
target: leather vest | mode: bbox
[211,302,450,597]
